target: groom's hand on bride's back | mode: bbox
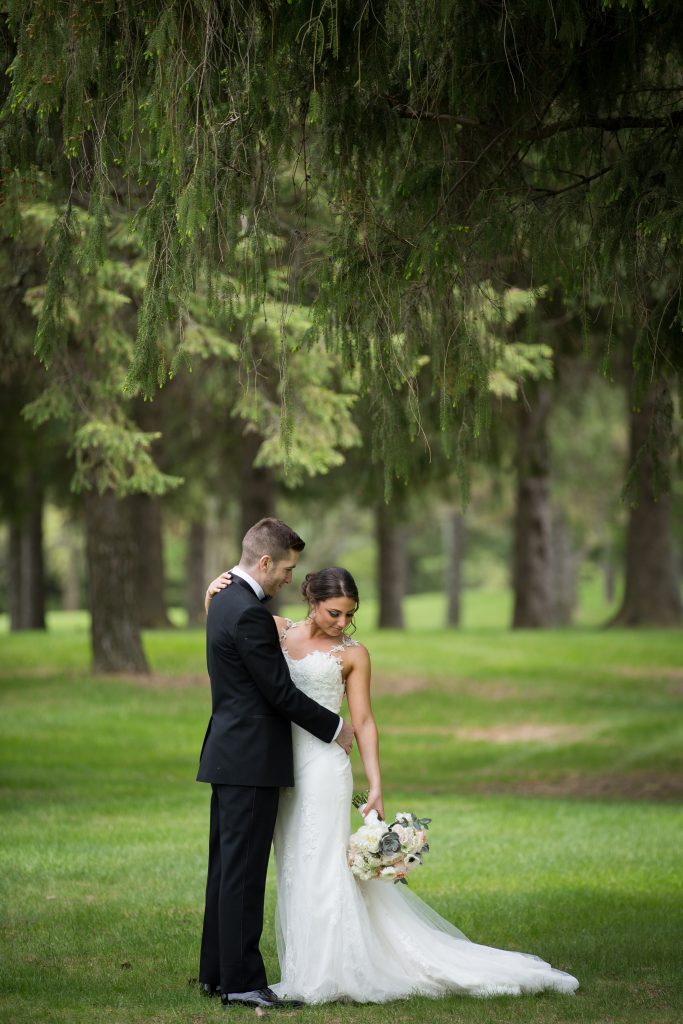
[335,718,354,755]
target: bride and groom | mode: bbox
[196,517,579,1007]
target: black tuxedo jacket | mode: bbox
[196,576,340,787]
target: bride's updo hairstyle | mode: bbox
[301,567,360,632]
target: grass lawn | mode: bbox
[0,600,682,1023]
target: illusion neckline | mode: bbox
[282,647,344,666]
[280,618,353,665]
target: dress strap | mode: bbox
[328,634,360,656]
[279,618,296,643]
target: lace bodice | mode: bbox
[280,620,359,715]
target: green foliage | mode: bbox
[2,0,682,479]
[235,329,361,485]
[32,207,75,366]
[70,419,183,497]
[488,344,553,400]
[9,182,366,497]
[10,200,182,497]
[458,283,554,400]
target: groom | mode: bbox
[196,517,354,1009]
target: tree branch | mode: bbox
[384,94,683,139]
[532,111,683,139]
[383,94,483,129]
[523,165,613,200]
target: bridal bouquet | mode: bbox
[347,793,431,885]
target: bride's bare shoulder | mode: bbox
[344,638,370,663]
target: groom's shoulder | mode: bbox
[207,583,256,625]
[235,600,274,631]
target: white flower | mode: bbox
[407,832,424,855]
[379,866,398,880]
[392,824,413,847]
[354,823,385,854]
[348,805,432,885]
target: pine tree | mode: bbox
[2,2,681,626]
[3,1,681,470]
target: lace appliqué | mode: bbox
[280,620,359,713]
[279,617,296,642]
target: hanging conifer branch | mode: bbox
[1,0,682,481]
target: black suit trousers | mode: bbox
[199,783,280,993]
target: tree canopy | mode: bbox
[1,1,682,477]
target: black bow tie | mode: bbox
[260,594,271,603]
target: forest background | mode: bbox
[1,0,681,658]
[1,5,683,1024]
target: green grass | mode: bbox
[0,604,682,1023]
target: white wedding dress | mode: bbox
[271,624,579,1003]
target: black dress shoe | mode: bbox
[199,981,221,997]
[222,986,303,1009]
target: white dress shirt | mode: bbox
[230,565,266,600]
[230,566,343,741]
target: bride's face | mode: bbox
[311,596,357,637]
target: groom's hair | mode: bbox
[241,517,305,564]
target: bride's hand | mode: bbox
[362,789,384,822]
[204,571,233,614]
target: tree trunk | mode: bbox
[185,519,207,627]
[8,477,46,630]
[550,508,577,626]
[603,549,617,605]
[512,384,555,628]
[84,490,149,673]
[239,426,281,613]
[443,510,466,628]
[8,523,22,627]
[610,375,682,626]
[239,428,278,537]
[130,494,172,629]
[376,503,407,629]
[61,519,83,611]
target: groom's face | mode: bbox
[261,548,301,596]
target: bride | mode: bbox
[206,565,579,1003]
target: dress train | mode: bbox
[271,631,579,1004]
